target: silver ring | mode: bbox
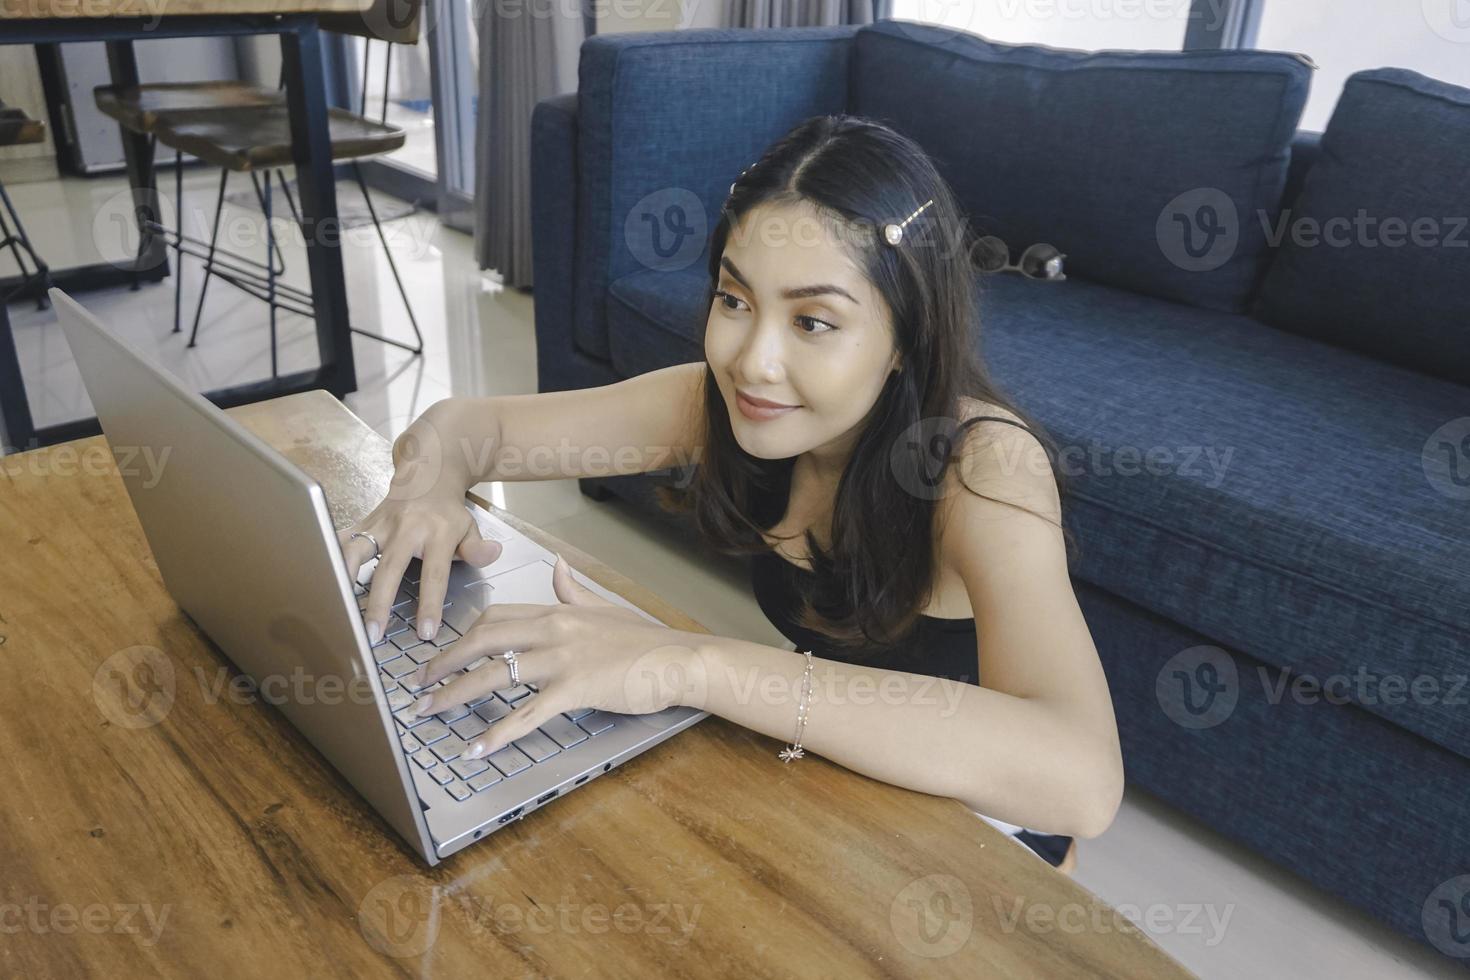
[349,530,382,561]
[502,649,520,687]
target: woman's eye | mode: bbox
[713,288,747,312]
[796,315,836,335]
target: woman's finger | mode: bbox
[411,647,560,719]
[338,526,381,582]
[462,687,566,761]
[455,516,504,567]
[549,553,614,607]
[414,616,553,688]
[411,531,459,642]
[363,540,417,641]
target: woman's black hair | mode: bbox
[656,113,1076,650]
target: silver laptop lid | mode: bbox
[50,289,438,864]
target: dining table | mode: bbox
[0,387,1198,977]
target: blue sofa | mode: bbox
[530,21,1470,959]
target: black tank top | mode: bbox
[746,414,1075,869]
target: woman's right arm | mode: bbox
[343,361,708,643]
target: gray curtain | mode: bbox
[726,0,885,28]
[473,0,584,288]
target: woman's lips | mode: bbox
[736,390,801,421]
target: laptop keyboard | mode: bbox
[354,568,614,805]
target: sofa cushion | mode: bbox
[849,20,1312,314]
[980,274,1470,758]
[606,265,1470,757]
[1253,69,1470,387]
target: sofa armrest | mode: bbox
[531,92,582,393]
[572,26,858,364]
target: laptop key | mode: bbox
[400,733,422,753]
[467,769,502,792]
[577,711,616,736]
[563,706,595,721]
[474,700,511,724]
[384,616,412,638]
[431,735,469,763]
[497,684,534,703]
[444,780,472,802]
[450,757,490,780]
[450,716,488,741]
[386,690,415,712]
[406,645,438,666]
[427,765,454,786]
[513,729,560,763]
[539,715,589,750]
[390,632,425,653]
[373,645,399,665]
[414,721,452,745]
[432,625,461,649]
[488,745,533,778]
[380,656,419,679]
[393,706,432,729]
[412,749,437,769]
[435,703,470,724]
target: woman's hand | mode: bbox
[402,555,705,761]
[339,415,504,645]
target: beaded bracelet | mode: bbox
[779,650,815,763]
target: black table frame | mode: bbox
[0,14,358,452]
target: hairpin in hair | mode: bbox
[882,198,935,246]
[729,166,751,196]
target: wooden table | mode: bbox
[0,0,368,452]
[0,390,1194,978]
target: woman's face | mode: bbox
[704,200,900,465]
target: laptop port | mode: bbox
[574,775,589,785]
[535,789,559,805]
[497,807,524,824]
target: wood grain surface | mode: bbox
[0,389,1194,978]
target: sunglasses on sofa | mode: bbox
[972,235,1067,281]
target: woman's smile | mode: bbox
[735,389,803,421]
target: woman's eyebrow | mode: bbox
[721,257,860,306]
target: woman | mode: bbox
[343,115,1122,874]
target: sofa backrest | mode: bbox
[1252,69,1470,387]
[573,26,857,362]
[848,20,1312,314]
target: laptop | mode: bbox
[51,288,708,865]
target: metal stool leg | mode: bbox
[351,161,424,354]
[262,172,278,379]
[0,176,53,310]
[187,168,230,349]
[172,149,183,334]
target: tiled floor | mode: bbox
[1,171,1460,979]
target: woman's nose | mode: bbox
[736,319,785,385]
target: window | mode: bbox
[890,0,1189,51]
[1255,0,1470,131]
